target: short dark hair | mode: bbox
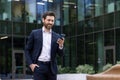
[42,11,56,19]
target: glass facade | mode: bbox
[62,0,120,72]
[0,0,120,79]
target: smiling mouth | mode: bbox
[48,24,52,26]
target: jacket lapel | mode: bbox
[37,29,43,55]
[51,32,56,50]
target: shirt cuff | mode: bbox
[59,45,63,49]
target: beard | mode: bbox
[44,23,53,30]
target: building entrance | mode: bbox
[12,50,26,79]
[104,46,115,64]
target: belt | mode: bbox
[37,61,51,65]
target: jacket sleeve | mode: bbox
[25,31,34,66]
[57,47,64,57]
[57,35,64,57]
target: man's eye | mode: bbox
[47,19,51,21]
[47,19,54,22]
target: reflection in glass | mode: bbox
[15,53,23,74]
[63,23,76,36]
[85,34,94,65]
[69,0,77,23]
[64,0,70,24]
[115,11,120,27]
[25,0,36,23]
[105,49,114,64]
[63,24,69,37]
[85,0,94,18]
[70,37,77,67]
[13,37,25,50]
[105,0,114,13]
[0,36,12,78]
[104,13,114,29]
[12,1,25,22]
[78,0,84,21]
[48,0,61,26]
[63,38,71,66]
[77,21,84,34]
[36,0,46,23]
[71,23,76,36]
[63,0,76,24]
[63,2,69,25]
[0,21,12,34]
[26,23,38,36]
[85,19,94,33]
[94,16,103,31]
[95,0,103,16]
[13,22,24,35]
[104,30,114,46]
[94,32,104,71]
[116,0,120,11]
[116,29,120,61]
[0,1,11,20]
[77,36,85,64]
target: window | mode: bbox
[85,19,94,33]
[85,0,95,18]
[77,0,84,21]
[95,0,104,16]
[94,16,104,31]
[105,0,115,13]
[104,13,114,29]
[0,1,11,20]
[104,30,114,46]
[116,0,120,11]
[115,11,120,27]
[85,34,94,65]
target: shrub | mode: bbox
[76,64,95,74]
[57,65,70,74]
[117,61,120,64]
[102,63,112,71]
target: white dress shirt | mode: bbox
[38,27,52,62]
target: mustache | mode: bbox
[48,24,52,25]
[47,24,53,26]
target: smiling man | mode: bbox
[25,11,64,80]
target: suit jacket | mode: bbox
[25,29,64,74]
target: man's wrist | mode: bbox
[59,45,63,49]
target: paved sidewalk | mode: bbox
[0,73,87,80]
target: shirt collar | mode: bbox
[42,26,52,33]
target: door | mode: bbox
[12,50,26,79]
[104,46,115,64]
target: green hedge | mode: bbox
[76,64,95,74]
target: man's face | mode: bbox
[42,16,55,30]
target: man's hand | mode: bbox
[57,38,65,48]
[29,64,39,72]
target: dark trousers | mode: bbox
[33,61,57,80]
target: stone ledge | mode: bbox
[57,73,87,80]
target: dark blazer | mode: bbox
[25,29,64,74]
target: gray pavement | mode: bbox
[0,73,87,80]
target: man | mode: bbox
[25,11,64,80]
